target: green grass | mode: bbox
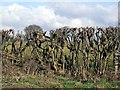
[82,82,95,88]
[111,81,120,88]
[64,81,77,88]
[2,75,120,88]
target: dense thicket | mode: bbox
[1,26,120,82]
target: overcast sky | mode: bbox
[0,1,118,32]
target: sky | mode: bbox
[0,0,119,32]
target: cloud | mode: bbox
[48,2,118,26]
[0,2,118,32]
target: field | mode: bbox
[2,74,120,88]
[1,26,120,88]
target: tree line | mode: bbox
[1,25,120,82]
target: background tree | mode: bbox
[24,24,43,40]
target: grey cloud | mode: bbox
[48,2,118,26]
[0,2,118,32]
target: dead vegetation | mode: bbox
[1,26,120,85]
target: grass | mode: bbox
[2,75,120,88]
[3,75,63,88]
